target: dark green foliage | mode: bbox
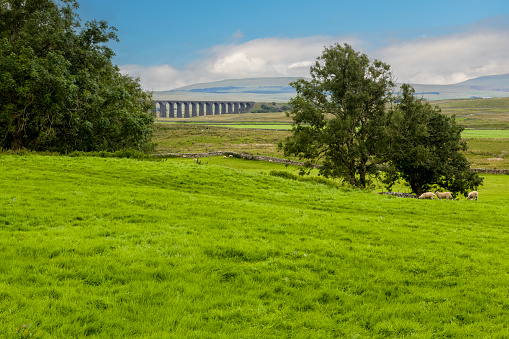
[384,84,483,196]
[279,43,394,188]
[269,170,345,188]
[252,102,290,113]
[66,149,153,159]
[0,0,154,152]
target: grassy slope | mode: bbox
[1,155,509,337]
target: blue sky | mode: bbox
[76,0,509,90]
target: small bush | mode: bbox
[269,171,299,180]
[269,170,344,188]
[67,149,152,160]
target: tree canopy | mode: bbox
[280,43,483,196]
[383,84,483,196]
[279,43,395,187]
[0,0,154,152]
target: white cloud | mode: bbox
[119,64,186,91]
[374,27,509,84]
[119,36,360,91]
[200,36,360,79]
[288,61,315,70]
[119,20,509,90]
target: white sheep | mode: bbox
[223,155,227,159]
[229,155,233,158]
[467,191,478,200]
[434,191,452,201]
[418,192,435,200]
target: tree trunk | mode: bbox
[11,137,22,150]
[359,162,367,188]
[349,160,356,186]
[410,182,423,196]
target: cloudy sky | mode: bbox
[76,0,509,91]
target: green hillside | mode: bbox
[153,74,509,102]
[1,154,509,337]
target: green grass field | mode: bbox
[1,154,509,337]
[2,96,509,337]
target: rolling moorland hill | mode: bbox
[153,74,509,102]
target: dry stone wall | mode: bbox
[153,152,311,167]
[154,152,508,174]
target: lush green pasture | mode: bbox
[1,154,509,338]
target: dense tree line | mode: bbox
[279,43,483,196]
[252,103,291,113]
[0,0,154,153]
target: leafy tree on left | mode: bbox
[0,0,154,152]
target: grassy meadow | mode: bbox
[2,154,509,338]
[1,97,509,337]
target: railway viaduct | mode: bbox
[154,101,255,118]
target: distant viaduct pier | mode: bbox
[154,100,255,118]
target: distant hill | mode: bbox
[153,77,303,102]
[411,73,509,101]
[153,74,509,102]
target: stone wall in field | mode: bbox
[379,192,419,199]
[154,152,509,174]
[470,168,509,174]
[154,151,312,167]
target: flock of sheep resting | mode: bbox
[419,191,478,201]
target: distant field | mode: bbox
[211,124,292,130]
[161,123,509,135]
[152,96,509,171]
[156,111,293,123]
[153,123,292,156]
[155,96,509,131]
[152,123,509,169]
[434,97,509,130]
[1,154,509,337]
[462,129,509,138]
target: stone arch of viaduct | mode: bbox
[154,101,255,118]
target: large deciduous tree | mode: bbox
[279,43,394,187]
[383,84,483,196]
[280,43,482,197]
[0,0,154,152]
